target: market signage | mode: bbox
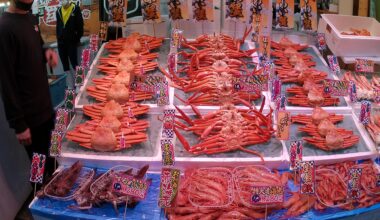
[158,168,180,207]
[112,173,151,199]
[289,139,303,170]
[251,185,284,204]
[323,79,349,96]
[297,161,315,194]
[277,111,291,140]
[347,168,362,200]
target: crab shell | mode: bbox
[101,100,124,119]
[99,115,122,132]
[106,84,130,103]
[91,127,118,151]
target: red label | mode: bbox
[112,174,151,199]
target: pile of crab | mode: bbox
[292,107,359,151]
[343,71,380,101]
[66,33,164,152]
[163,27,264,107]
[37,162,152,215]
[271,37,340,107]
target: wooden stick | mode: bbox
[33,183,37,197]
[153,23,156,37]
[265,204,268,220]
[234,20,237,39]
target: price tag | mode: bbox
[75,66,85,87]
[259,35,271,64]
[323,79,349,96]
[327,55,341,75]
[317,33,326,50]
[275,94,287,111]
[271,78,281,101]
[158,168,180,207]
[81,49,91,69]
[240,74,269,92]
[289,140,303,170]
[156,81,170,106]
[64,89,76,112]
[99,21,108,41]
[359,101,371,125]
[347,168,362,200]
[161,139,175,166]
[49,130,63,157]
[277,111,291,140]
[168,52,178,75]
[355,59,374,73]
[296,161,315,194]
[162,110,175,139]
[30,153,46,184]
[251,185,284,205]
[170,28,183,48]
[349,81,357,102]
[112,173,151,199]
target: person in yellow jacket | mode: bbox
[56,0,83,89]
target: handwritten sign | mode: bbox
[277,111,291,140]
[359,100,371,125]
[158,168,180,207]
[161,139,175,166]
[99,21,109,41]
[30,153,46,184]
[290,140,303,170]
[323,79,349,96]
[112,173,151,199]
[297,161,315,194]
[162,110,175,139]
[108,0,127,24]
[327,55,340,75]
[347,168,362,200]
[234,74,269,92]
[141,0,161,23]
[355,59,374,73]
[168,0,189,20]
[300,0,317,31]
[259,35,271,63]
[251,185,284,204]
[225,0,246,21]
[192,0,214,21]
[275,0,294,29]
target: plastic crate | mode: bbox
[49,74,66,108]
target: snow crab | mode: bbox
[83,100,149,120]
[87,83,153,103]
[291,107,344,125]
[105,33,164,53]
[173,100,273,161]
[271,37,308,51]
[287,84,340,107]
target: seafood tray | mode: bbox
[75,39,171,110]
[163,109,288,169]
[351,107,380,152]
[30,171,163,220]
[59,112,162,169]
[286,110,376,165]
[273,45,350,111]
[318,14,380,57]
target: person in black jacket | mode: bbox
[56,0,83,89]
[0,0,58,175]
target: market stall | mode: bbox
[26,0,380,219]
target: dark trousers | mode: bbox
[58,42,79,71]
[25,115,55,179]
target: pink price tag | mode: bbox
[355,59,374,73]
[251,185,284,205]
[112,174,151,199]
[296,161,315,194]
[323,79,349,96]
[290,140,303,170]
[317,33,326,50]
[359,101,371,125]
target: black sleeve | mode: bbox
[75,6,84,43]
[0,28,28,133]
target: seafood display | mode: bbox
[292,108,359,151]
[343,71,380,101]
[365,111,380,144]
[341,28,371,36]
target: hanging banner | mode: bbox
[297,161,315,194]
[249,0,271,42]
[259,34,271,63]
[275,0,294,29]
[251,185,284,204]
[30,153,46,184]
[99,21,109,41]
[168,0,190,20]
[158,168,180,207]
[225,0,246,21]
[289,140,303,170]
[141,0,162,23]
[277,111,291,140]
[108,0,127,25]
[192,0,214,21]
[300,0,317,31]
[347,168,362,200]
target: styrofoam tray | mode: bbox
[318,14,380,57]
[286,109,377,165]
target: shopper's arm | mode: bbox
[0,30,28,133]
